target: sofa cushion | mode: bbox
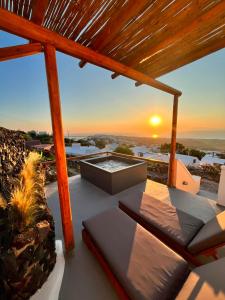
[176,258,225,300]
[119,193,204,247]
[83,208,189,300]
[188,211,225,254]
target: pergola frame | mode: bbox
[0,8,180,252]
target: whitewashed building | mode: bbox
[66,143,100,156]
[201,154,225,165]
[174,154,200,166]
[103,143,119,152]
[145,153,199,166]
[131,146,152,158]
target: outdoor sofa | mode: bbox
[119,192,225,265]
[82,208,225,300]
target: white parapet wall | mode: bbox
[175,159,201,194]
[218,165,225,206]
[31,240,65,300]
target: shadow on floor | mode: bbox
[46,176,222,300]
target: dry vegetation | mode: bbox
[9,152,43,230]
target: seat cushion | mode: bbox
[83,208,189,300]
[119,192,204,248]
[188,211,225,254]
[176,258,225,300]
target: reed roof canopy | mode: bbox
[1,0,225,81]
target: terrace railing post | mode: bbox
[44,44,75,252]
[168,95,179,187]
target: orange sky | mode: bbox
[1,32,225,139]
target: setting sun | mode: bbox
[152,134,158,138]
[149,115,161,126]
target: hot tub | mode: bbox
[80,155,147,194]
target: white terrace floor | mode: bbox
[46,175,223,300]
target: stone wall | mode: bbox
[147,161,168,184]
[188,164,221,183]
[0,127,27,202]
[43,159,79,184]
[0,127,56,300]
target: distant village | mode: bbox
[25,130,225,168]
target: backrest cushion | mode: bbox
[188,210,225,254]
[176,258,225,300]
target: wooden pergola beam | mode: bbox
[168,95,179,187]
[31,0,49,25]
[44,44,75,252]
[0,43,42,62]
[111,72,119,80]
[112,0,225,79]
[135,81,142,87]
[0,8,181,96]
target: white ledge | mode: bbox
[31,240,65,300]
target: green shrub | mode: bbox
[114,145,134,156]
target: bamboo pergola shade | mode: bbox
[0,7,181,96]
[0,0,224,79]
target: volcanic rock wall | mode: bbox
[0,127,27,201]
[0,127,56,300]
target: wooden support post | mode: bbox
[44,44,75,251]
[168,95,179,187]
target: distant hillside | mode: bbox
[94,134,225,152]
[175,138,225,152]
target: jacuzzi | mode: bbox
[80,155,147,194]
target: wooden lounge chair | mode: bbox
[119,193,225,265]
[82,208,225,300]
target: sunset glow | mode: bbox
[1,32,225,139]
[149,115,162,127]
[152,134,158,138]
